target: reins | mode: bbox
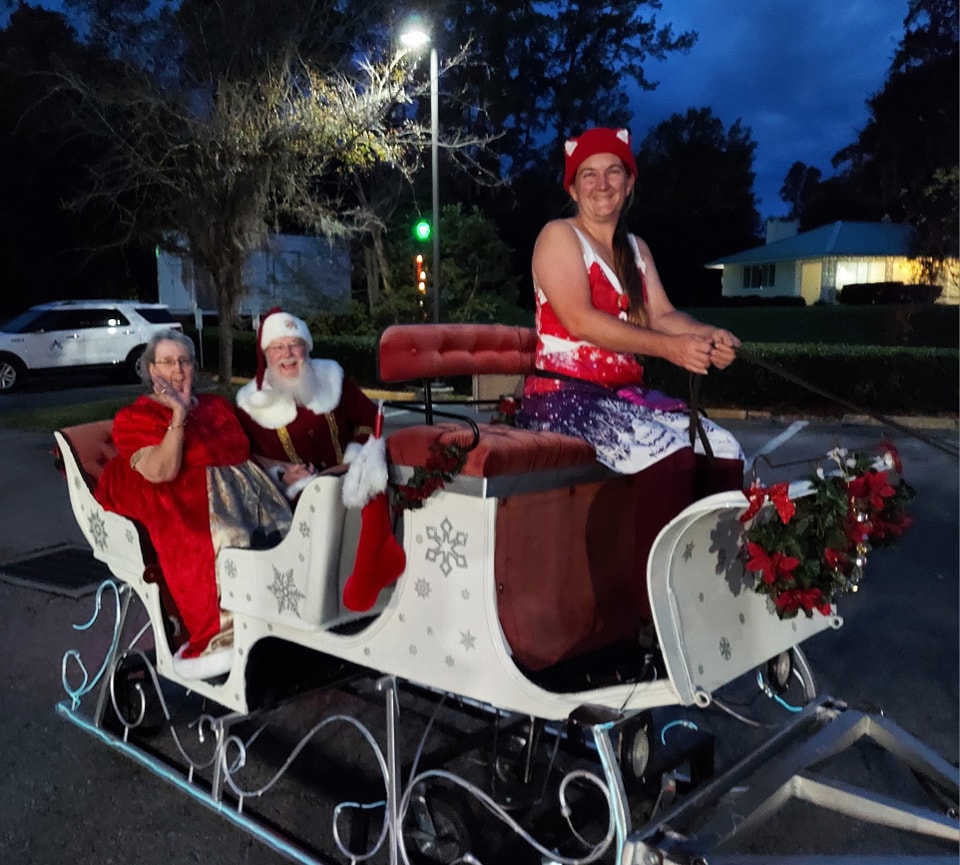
[692,345,958,461]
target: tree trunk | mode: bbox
[371,223,392,296]
[363,240,380,315]
[215,260,244,385]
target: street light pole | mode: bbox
[429,45,439,323]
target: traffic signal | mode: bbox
[413,218,432,242]
[415,254,427,295]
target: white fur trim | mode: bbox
[236,359,344,428]
[172,641,232,680]
[343,441,364,464]
[260,312,313,351]
[342,437,388,509]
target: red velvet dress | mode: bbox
[94,394,290,657]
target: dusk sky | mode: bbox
[631,0,909,220]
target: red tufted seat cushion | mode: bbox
[386,422,597,478]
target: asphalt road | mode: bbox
[0,380,957,863]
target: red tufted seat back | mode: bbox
[60,420,118,491]
[378,323,537,383]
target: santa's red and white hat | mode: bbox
[254,308,313,389]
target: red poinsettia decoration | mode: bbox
[740,443,913,620]
[491,395,519,426]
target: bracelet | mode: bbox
[167,420,185,430]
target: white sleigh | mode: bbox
[54,427,833,721]
[53,323,958,865]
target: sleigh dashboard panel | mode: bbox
[648,487,842,707]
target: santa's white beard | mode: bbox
[264,361,318,406]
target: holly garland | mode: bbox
[741,443,914,619]
[391,439,470,512]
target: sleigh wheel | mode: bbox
[618,711,656,791]
[404,788,478,865]
[764,646,817,704]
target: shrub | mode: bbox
[719,295,806,308]
[839,282,942,305]
[645,344,958,415]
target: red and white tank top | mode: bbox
[528,225,646,393]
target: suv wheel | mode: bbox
[126,347,146,383]
[0,355,24,392]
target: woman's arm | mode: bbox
[130,414,186,483]
[533,221,721,374]
[637,236,739,370]
[130,385,189,483]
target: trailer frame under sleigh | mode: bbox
[54,323,958,864]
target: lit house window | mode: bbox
[743,264,776,290]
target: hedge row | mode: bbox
[645,344,959,415]
[839,282,942,305]
[193,329,957,416]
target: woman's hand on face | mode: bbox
[152,376,190,412]
[666,333,714,375]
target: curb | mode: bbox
[706,407,959,431]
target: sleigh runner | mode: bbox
[54,323,958,864]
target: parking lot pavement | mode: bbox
[0,428,87,564]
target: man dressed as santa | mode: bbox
[236,309,378,499]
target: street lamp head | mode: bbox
[400,17,431,48]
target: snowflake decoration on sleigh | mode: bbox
[740,443,913,619]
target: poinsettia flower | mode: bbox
[824,548,847,569]
[767,482,796,524]
[873,442,903,474]
[775,587,831,617]
[745,542,800,585]
[870,513,912,542]
[848,470,895,511]
[740,481,767,523]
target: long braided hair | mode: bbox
[611,194,646,329]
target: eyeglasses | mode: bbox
[265,341,307,354]
[152,358,194,368]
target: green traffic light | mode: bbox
[413,219,432,242]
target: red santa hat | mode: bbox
[254,308,314,389]
[563,127,637,189]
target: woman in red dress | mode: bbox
[95,330,290,680]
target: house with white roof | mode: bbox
[707,220,959,304]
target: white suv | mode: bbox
[0,300,182,391]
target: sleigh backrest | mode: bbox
[59,420,117,491]
[378,323,537,383]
